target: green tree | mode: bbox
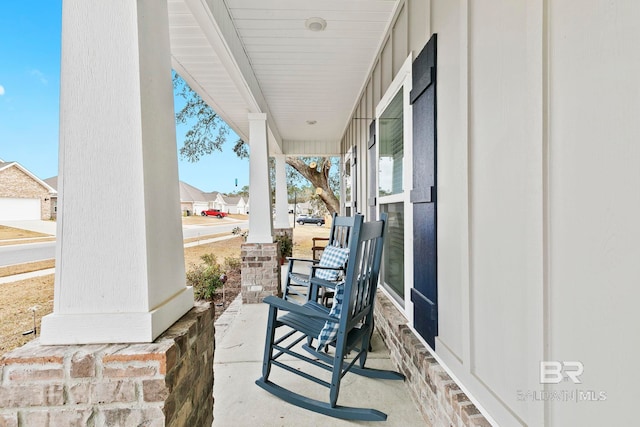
[173,72,247,160]
[173,72,340,215]
[236,185,249,197]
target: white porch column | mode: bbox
[246,113,274,243]
[40,0,193,344]
[273,154,290,229]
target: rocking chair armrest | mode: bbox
[309,276,340,290]
[310,265,344,274]
[286,257,319,264]
[262,296,336,322]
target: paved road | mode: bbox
[0,220,248,268]
[0,242,56,267]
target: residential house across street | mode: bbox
[179,181,248,216]
[0,158,57,221]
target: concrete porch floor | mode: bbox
[213,297,425,426]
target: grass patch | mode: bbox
[0,237,56,247]
[184,236,244,265]
[0,275,55,356]
[0,260,55,278]
[0,225,55,246]
[291,222,330,258]
[0,225,51,240]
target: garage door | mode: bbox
[0,198,41,220]
[193,203,208,215]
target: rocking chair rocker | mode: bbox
[255,213,404,421]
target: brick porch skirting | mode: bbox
[0,302,214,427]
[374,292,491,427]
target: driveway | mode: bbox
[0,220,57,236]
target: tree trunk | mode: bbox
[285,157,340,215]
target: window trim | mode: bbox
[375,55,414,319]
[343,149,352,209]
[342,146,357,216]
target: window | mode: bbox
[344,158,352,217]
[379,91,403,196]
[378,89,405,303]
[343,147,357,216]
[344,154,352,205]
[375,55,412,308]
[380,202,404,300]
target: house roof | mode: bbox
[202,191,220,202]
[0,161,57,194]
[221,195,243,205]
[44,176,58,191]
[179,181,208,202]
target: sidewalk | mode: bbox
[212,300,425,426]
[184,234,237,248]
[0,268,55,285]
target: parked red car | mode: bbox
[201,209,228,218]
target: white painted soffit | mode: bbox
[169,0,281,146]
[169,0,399,155]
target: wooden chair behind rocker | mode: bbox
[282,213,355,305]
[256,213,404,421]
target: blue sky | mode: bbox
[0,1,248,194]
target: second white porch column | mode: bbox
[273,155,290,229]
[247,113,274,243]
[40,0,193,344]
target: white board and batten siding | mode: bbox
[341,0,640,426]
[432,1,640,426]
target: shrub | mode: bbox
[223,256,241,271]
[274,233,293,262]
[231,227,248,241]
[187,254,225,300]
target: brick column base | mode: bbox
[374,292,491,427]
[273,227,292,241]
[241,242,281,303]
[0,302,214,427]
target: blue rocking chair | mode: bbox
[255,213,404,421]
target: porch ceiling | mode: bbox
[168,0,398,154]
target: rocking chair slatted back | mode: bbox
[328,213,353,248]
[335,221,382,332]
